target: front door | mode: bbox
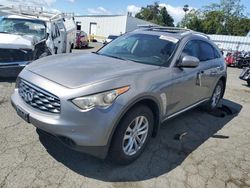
[51,23,63,54]
[167,40,204,115]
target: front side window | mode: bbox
[98,33,178,66]
[182,40,220,62]
[0,18,46,39]
[182,40,200,59]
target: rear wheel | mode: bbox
[205,80,224,111]
[109,105,154,165]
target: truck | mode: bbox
[0,5,76,77]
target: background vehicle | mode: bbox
[225,52,236,66]
[225,51,250,68]
[0,5,76,77]
[75,31,89,48]
[103,35,118,45]
[236,51,250,68]
[11,27,227,164]
[239,66,250,86]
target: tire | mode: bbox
[247,80,250,86]
[109,105,154,165]
[204,80,224,111]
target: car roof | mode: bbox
[132,26,209,41]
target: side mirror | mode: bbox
[178,55,200,68]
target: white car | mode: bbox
[0,12,76,77]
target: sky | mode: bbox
[1,0,250,24]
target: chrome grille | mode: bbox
[18,79,61,113]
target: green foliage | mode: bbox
[179,9,203,32]
[179,0,250,36]
[135,2,174,26]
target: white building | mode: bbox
[75,14,156,42]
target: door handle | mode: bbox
[196,71,204,86]
[58,41,61,43]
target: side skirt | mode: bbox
[162,98,209,122]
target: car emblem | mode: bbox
[24,91,34,102]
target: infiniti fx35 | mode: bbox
[11,27,227,164]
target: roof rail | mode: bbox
[0,4,74,21]
[150,26,191,32]
[138,25,191,33]
[181,30,210,40]
[137,25,210,39]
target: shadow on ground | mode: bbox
[37,99,242,182]
[0,77,17,83]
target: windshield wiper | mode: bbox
[100,54,127,61]
[0,31,8,33]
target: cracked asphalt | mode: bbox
[0,47,250,187]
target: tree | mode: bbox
[179,0,250,36]
[202,11,226,34]
[160,7,174,26]
[179,9,203,32]
[135,2,174,26]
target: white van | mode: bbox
[0,5,76,77]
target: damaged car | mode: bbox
[0,13,76,77]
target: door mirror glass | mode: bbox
[178,55,199,68]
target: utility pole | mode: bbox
[183,4,189,15]
[183,4,189,28]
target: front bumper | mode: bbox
[11,75,125,158]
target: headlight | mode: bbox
[72,86,130,111]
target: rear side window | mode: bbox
[214,48,222,58]
[199,41,216,61]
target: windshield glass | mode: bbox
[0,17,46,39]
[98,33,178,66]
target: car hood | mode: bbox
[0,33,39,49]
[26,53,159,88]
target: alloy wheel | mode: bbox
[122,116,149,156]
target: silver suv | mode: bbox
[11,27,227,164]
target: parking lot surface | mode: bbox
[0,46,250,188]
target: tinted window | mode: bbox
[199,41,216,61]
[182,41,200,59]
[214,48,221,58]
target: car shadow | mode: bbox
[37,99,242,182]
[0,77,17,83]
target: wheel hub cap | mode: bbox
[212,84,222,108]
[122,116,149,156]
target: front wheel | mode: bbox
[109,105,154,165]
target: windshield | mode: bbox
[98,33,177,66]
[0,17,46,39]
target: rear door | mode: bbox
[196,40,223,99]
